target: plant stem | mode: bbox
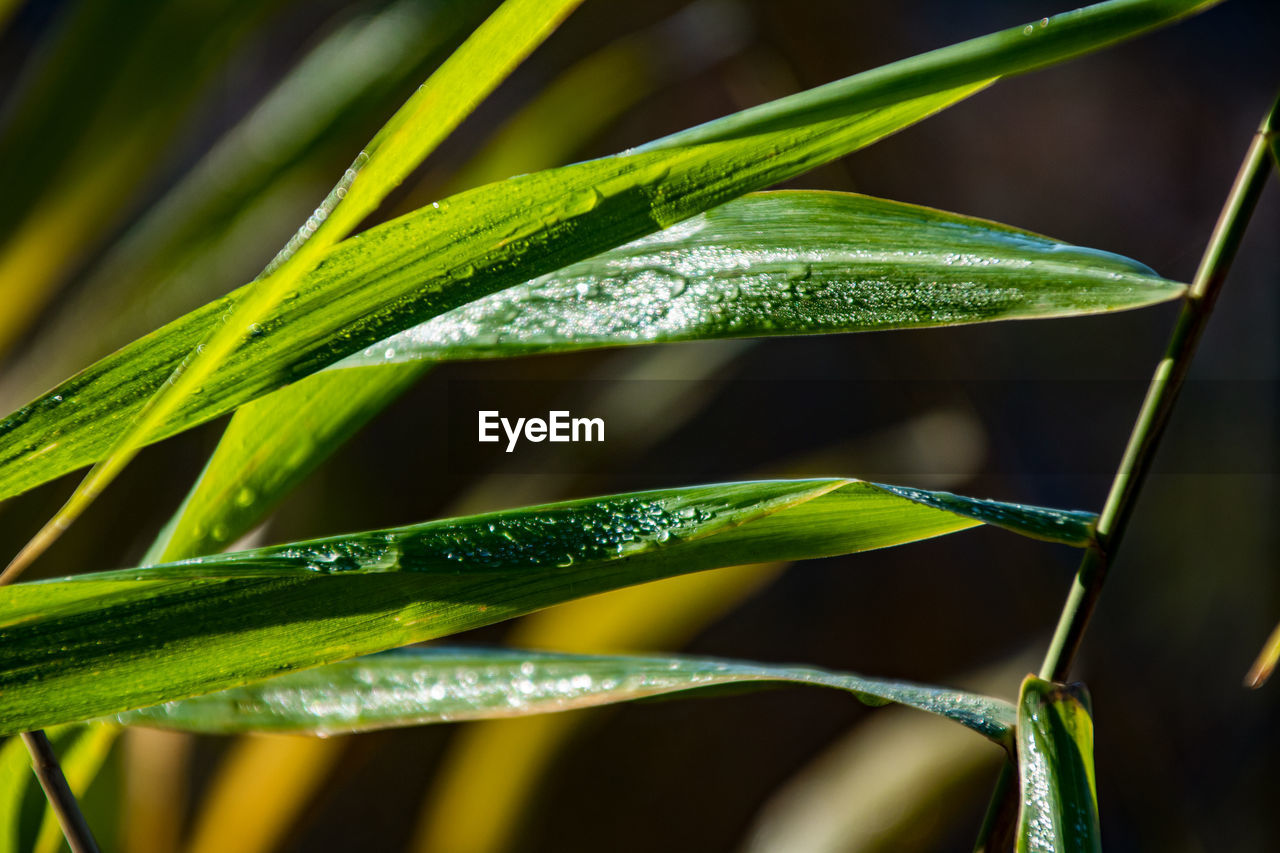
[1040,91,1277,682]
[975,89,1278,852]
[21,730,101,853]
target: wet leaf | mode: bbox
[0,479,1093,733]
[0,0,585,579]
[342,191,1184,366]
[149,190,1170,561]
[0,0,1219,504]
[112,647,1016,745]
[1015,675,1101,853]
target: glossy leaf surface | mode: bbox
[113,647,1016,745]
[0,479,1093,733]
[2,0,586,580]
[0,0,1219,503]
[342,191,1183,366]
[152,189,1177,561]
[1015,676,1102,853]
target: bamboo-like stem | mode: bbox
[975,90,1278,851]
[1039,91,1277,682]
[21,731,101,853]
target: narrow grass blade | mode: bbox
[0,724,119,853]
[0,0,1218,508]
[414,565,782,853]
[0,94,967,508]
[0,0,585,582]
[744,649,1036,853]
[1015,675,1101,853]
[150,189,1171,561]
[111,647,1016,746]
[147,0,677,564]
[0,479,1095,733]
[343,190,1184,367]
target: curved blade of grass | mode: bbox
[0,479,1094,734]
[148,189,1175,562]
[1015,675,1101,853]
[171,351,749,853]
[343,190,1184,366]
[0,0,1217,510]
[743,649,1035,853]
[414,567,784,853]
[0,0,585,582]
[147,0,693,564]
[411,420,985,853]
[0,724,119,853]
[0,96,966,510]
[110,647,1016,746]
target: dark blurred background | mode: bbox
[0,0,1276,850]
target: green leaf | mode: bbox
[1015,675,1102,853]
[2,0,586,579]
[149,0,698,564]
[341,190,1184,366]
[0,0,1218,504]
[151,189,1177,561]
[0,724,119,853]
[111,647,1016,746]
[0,479,1094,734]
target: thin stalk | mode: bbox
[20,731,101,853]
[1040,91,1277,682]
[975,90,1278,851]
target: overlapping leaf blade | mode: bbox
[344,190,1184,366]
[0,479,1094,734]
[0,0,1219,505]
[0,90,978,506]
[111,647,1016,746]
[149,190,1179,560]
[1015,675,1102,853]
[1,0,587,579]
